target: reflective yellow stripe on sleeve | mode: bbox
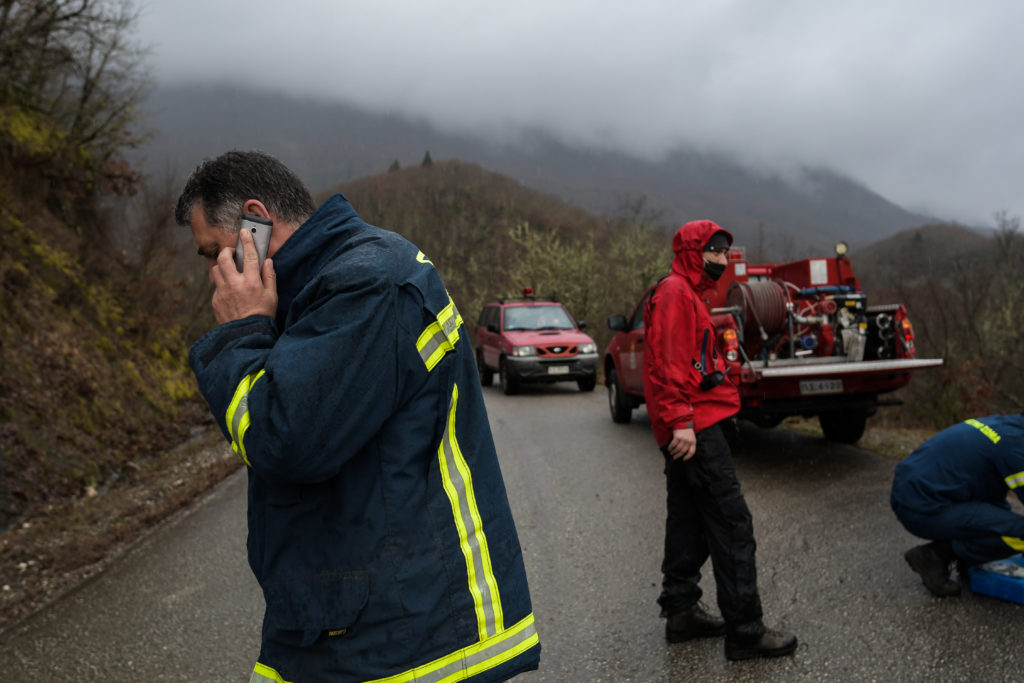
[417,296,463,371]
[1005,471,1024,489]
[1002,536,1024,552]
[438,384,504,640]
[225,369,266,467]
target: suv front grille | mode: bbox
[536,345,577,358]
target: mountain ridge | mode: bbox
[139,83,937,253]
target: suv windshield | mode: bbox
[503,305,575,331]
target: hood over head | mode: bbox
[671,220,733,289]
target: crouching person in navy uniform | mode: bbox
[891,413,1024,597]
[176,150,540,682]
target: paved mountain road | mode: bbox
[1,386,1020,681]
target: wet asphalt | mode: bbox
[1,386,1021,681]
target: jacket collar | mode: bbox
[271,193,364,327]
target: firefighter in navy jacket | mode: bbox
[891,413,1024,597]
[642,220,796,660]
[176,151,539,682]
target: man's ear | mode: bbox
[242,199,271,219]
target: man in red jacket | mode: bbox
[643,220,797,661]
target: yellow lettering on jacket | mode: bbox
[965,418,1001,444]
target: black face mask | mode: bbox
[704,259,727,281]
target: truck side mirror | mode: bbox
[577,320,587,330]
[607,315,628,332]
[486,323,498,333]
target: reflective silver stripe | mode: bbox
[1006,471,1024,489]
[225,369,266,467]
[417,297,463,370]
[366,613,538,683]
[231,393,250,446]
[438,385,503,640]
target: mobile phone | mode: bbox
[234,214,274,273]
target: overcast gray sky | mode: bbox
[137,0,1022,227]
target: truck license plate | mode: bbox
[547,365,570,375]
[799,379,843,395]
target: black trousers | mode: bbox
[659,421,765,641]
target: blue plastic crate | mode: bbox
[969,554,1024,604]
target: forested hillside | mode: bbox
[0,179,208,518]
[853,216,1023,425]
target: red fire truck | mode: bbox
[603,242,943,443]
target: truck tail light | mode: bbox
[898,318,916,355]
[721,328,739,362]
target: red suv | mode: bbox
[476,292,598,394]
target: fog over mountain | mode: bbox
[140,84,935,253]
[135,1,1024,228]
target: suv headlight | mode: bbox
[579,342,597,354]
[511,345,536,357]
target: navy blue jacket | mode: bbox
[190,195,539,682]
[891,414,1024,515]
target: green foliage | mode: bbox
[0,105,63,156]
[507,221,600,318]
[504,219,669,341]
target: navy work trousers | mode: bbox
[658,421,764,641]
[893,499,1024,565]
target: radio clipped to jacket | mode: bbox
[695,329,725,392]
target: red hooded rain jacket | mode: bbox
[643,220,741,447]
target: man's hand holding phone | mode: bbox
[211,228,278,325]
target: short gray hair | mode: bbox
[174,150,316,230]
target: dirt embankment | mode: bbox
[0,425,240,633]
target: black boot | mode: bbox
[955,558,974,588]
[904,541,961,597]
[665,603,726,642]
[725,628,798,660]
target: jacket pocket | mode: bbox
[263,571,370,647]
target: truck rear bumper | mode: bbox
[745,357,944,379]
[736,357,944,422]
